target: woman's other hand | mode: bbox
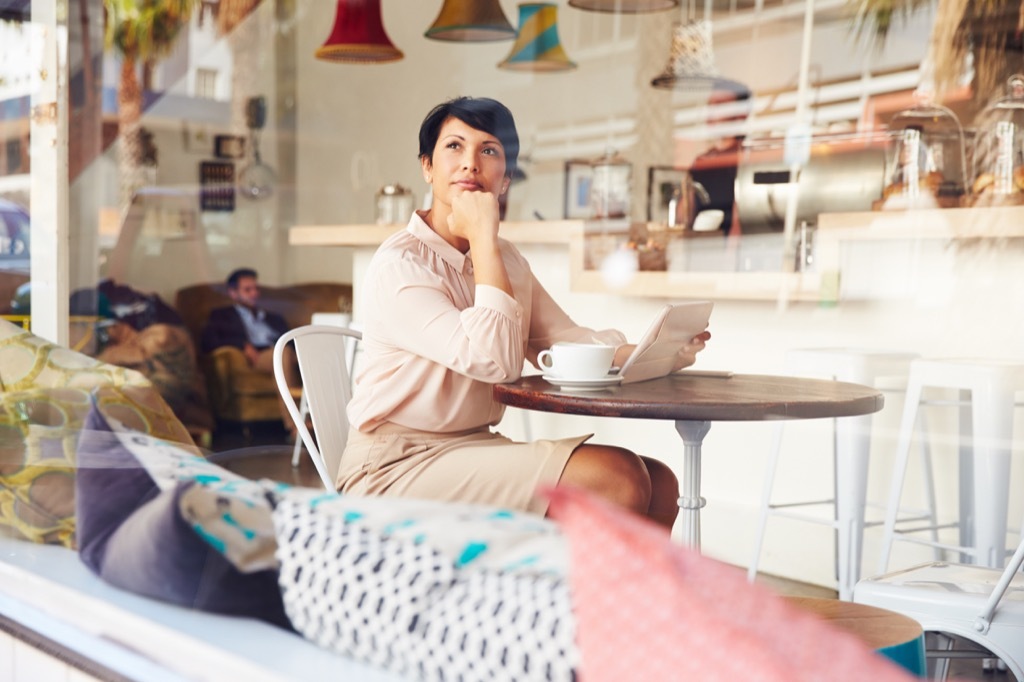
[671,330,711,371]
[448,191,501,246]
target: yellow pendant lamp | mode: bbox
[315,0,403,64]
[499,3,576,73]
[425,0,516,42]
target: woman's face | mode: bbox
[422,116,509,209]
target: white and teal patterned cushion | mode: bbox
[274,487,567,577]
[272,489,578,682]
[104,420,285,572]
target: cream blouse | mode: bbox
[347,211,626,433]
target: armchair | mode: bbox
[175,281,353,433]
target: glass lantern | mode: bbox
[590,150,631,219]
[882,93,967,208]
[969,74,1024,205]
[375,183,414,225]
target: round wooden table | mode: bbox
[494,372,884,550]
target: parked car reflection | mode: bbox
[0,198,30,273]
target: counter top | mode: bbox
[291,207,1022,303]
[817,204,1024,239]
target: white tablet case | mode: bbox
[619,302,714,384]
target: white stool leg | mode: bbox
[958,389,975,563]
[879,377,923,574]
[834,411,872,600]
[970,385,1014,567]
[748,420,786,583]
[912,406,942,559]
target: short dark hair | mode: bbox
[226,267,258,290]
[418,97,520,179]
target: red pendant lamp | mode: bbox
[315,0,403,64]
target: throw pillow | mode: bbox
[273,488,578,682]
[0,318,194,548]
[75,401,290,627]
[545,486,917,682]
[0,383,191,548]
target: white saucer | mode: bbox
[541,374,623,390]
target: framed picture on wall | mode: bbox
[647,166,687,225]
[563,160,593,219]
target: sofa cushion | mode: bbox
[0,319,195,549]
[272,488,577,681]
[75,401,290,627]
[545,486,916,682]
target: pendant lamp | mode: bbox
[568,0,678,13]
[650,20,748,95]
[499,3,576,73]
[315,0,403,64]
[425,0,516,42]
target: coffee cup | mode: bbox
[537,342,615,380]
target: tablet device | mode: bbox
[618,301,714,384]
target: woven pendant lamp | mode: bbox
[569,0,678,13]
[425,0,516,42]
[650,19,747,94]
[499,3,576,72]
[315,0,403,64]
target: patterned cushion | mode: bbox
[545,486,917,682]
[273,489,578,681]
[75,401,291,626]
[0,320,194,548]
[0,319,148,392]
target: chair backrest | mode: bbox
[274,325,361,490]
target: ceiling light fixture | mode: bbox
[568,0,678,13]
[425,0,516,42]
[499,3,576,73]
[315,0,403,64]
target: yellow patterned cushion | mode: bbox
[0,320,194,548]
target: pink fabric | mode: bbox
[347,212,625,433]
[546,486,918,682]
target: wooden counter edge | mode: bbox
[290,221,586,247]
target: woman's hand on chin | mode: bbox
[448,191,501,245]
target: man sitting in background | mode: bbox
[201,267,299,436]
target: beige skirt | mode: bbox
[337,424,592,515]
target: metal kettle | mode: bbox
[667,173,710,230]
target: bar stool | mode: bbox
[748,348,931,601]
[878,357,1024,573]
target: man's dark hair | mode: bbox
[226,267,258,290]
[418,97,520,179]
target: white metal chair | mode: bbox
[274,325,362,491]
[854,532,1024,681]
[747,348,936,601]
[288,313,359,468]
[878,358,1024,574]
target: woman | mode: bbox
[341,97,709,529]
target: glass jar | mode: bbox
[375,183,414,225]
[882,93,967,207]
[590,150,631,219]
[969,75,1024,205]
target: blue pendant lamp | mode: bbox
[499,3,576,72]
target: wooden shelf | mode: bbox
[818,205,1024,240]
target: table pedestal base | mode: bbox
[674,420,711,550]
